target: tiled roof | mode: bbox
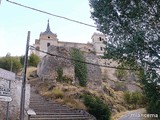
[40,20,55,35]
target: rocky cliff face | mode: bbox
[37,46,75,82]
[84,53,102,90]
[37,46,102,89]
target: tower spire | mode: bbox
[46,19,51,32]
[41,20,54,35]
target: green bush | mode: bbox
[83,94,111,120]
[56,67,63,82]
[124,91,146,109]
[70,48,87,87]
[56,67,73,83]
[28,53,40,67]
[124,91,131,104]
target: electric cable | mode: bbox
[30,45,141,71]
[6,0,97,28]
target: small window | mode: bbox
[99,37,102,41]
[88,49,91,52]
[47,43,50,47]
[48,36,50,38]
[36,46,40,50]
[100,47,103,51]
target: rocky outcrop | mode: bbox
[37,46,75,82]
[84,53,102,90]
[37,46,102,89]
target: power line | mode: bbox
[6,0,97,28]
[30,45,140,71]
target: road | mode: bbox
[118,109,145,120]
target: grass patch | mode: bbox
[52,89,64,99]
[63,97,86,109]
[26,67,37,77]
[43,89,64,99]
[38,82,50,94]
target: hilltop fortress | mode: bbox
[32,20,118,83]
[32,20,106,58]
[32,21,141,92]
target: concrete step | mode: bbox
[30,116,92,120]
[31,114,89,118]
[29,88,95,120]
[35,112,85,115]
[33,110,78,113]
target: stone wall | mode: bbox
[98,59,142,92]
[37,46,103,90]
[58,41,93,53]
[0,69,30,119]
[84,53,102,90]
[98,59,119,81]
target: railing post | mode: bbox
[28,115,30,120]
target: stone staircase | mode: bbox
[29,89,95,120]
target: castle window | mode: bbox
[48,36,50,39]
[100,47,103,51]
[99,37,102,41]
[88,49,91,51]
[47,43,50,47]
[36,46,40,50]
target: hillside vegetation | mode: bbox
[28,68,145,120]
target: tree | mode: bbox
[0,56,22,73]
[19,55,25,67]
[70,48,87,87]
[90,0,160,118]
[28,53,40,67]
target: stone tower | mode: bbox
[33,20,58,58]
[91,33,106,56]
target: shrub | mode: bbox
[124,91,146,109]
[56,67,73,83]
[52,89,64,99]
[115,65,127,81]
[56,67,63,82]
[83,94,111,120]
[124,91,131,104]
[28,53,40,67]
[62,75,73,84]
[114,82,127,91]
[70,48,87,87]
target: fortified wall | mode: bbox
[37,46,102,90]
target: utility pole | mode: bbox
[6,80,11,120]
[19,31,30,120]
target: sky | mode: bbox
[0,0,99,57]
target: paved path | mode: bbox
[118,109,145,120]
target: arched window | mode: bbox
[47,43,50,47]
[99,37,102,41]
